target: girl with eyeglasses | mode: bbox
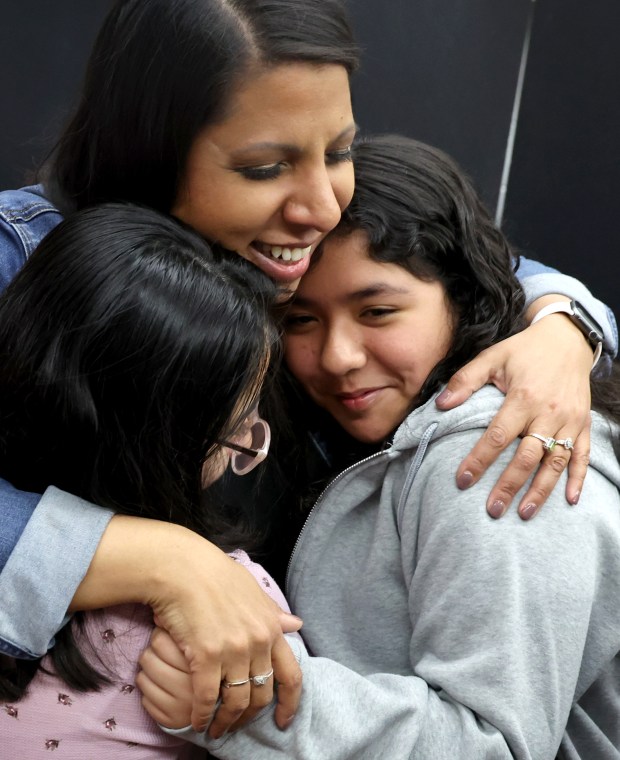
[0,204,294,756]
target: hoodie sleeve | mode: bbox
[165,425,620,759]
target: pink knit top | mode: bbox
[1,550,290,758]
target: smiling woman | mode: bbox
[0,0,360,736]
[173,63,356,285]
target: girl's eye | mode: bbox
[362,307,397,319]
[284,313,316,331]
[234,163,283,181]
[326,146,353,165]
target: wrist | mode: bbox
[530,298,603,369]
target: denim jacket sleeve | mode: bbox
[0,185,64,292]
[0,190,111,659]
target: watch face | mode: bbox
[571,300,604,344]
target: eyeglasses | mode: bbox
[218,411,271,476]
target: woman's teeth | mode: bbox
[263,244,312,262]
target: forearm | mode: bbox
[70,515,209,611]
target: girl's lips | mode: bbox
[337,388,384,412]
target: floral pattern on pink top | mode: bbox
[2,550,288,758]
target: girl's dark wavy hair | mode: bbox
[335,134,526,403]
[45,0,359,214]
[334,135,620,423]
[0,203,278,700]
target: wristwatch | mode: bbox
[531,299,604,368]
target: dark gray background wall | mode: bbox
[2,1,618,317]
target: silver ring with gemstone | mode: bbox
[526,433,574,453]
[250,668,274,687]
[526,433,557,451]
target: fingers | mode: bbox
[435,350,500,410]
[208,654,278,739]
[476,425,578,521]
[513,431,574,520]
[271,636,302,730]
[456,400,526,496]
[138,634,193,729]
[279,610,304,634]
[565,422,591,505]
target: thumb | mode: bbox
[279,610,303,633]
[435,363,485,410]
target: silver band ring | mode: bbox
[250,668,274,687]
[526,433,574,452]
[222,668,274,689]
[222,677,250,689]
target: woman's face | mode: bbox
[173,63,356,289]
[284,231,454,443]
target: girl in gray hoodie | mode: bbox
[143,135,620,759]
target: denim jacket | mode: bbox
[0,184,617,658]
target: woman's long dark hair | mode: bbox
[46,0,359,214]
[0,203,278,700]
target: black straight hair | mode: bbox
[46,0,359,214]
[0,204,278,522]
[0,203,279,700]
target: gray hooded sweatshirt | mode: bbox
[175,386,620,759]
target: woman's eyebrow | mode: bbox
[231,124,358,158]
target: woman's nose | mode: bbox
[283,166,349,233]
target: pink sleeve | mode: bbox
[1,605,202,759]
[228,549,292,613]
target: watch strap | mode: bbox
[531,300,603,370]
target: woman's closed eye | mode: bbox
[326,146,353,165]
[234,146,352,182]
[234,163,286,181]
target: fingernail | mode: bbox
[279,715,295,731]
[569,491,580,506]
[456,470,474,489]
[436,389,452,405]
[487,500,506,519]
[520,503,538,520]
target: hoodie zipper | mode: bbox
[285,448,391,592]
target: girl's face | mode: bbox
[284,231,454,443]
[173,63,356,289]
